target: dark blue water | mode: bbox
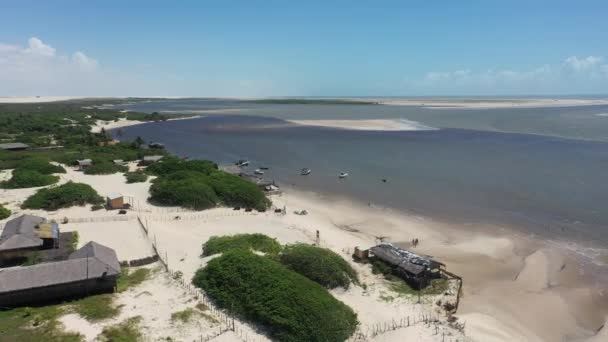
[118,114,608,249]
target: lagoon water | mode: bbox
[116,99,608,253]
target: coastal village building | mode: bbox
[106,193,125,210]
[141,155,164,165]
[0,142,30,151]
[0,214,59,264]
[77,158,92,171]
[0,241,120,307]
[368,243,444,289]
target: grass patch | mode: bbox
[1,169,59,189]
[202,233,282,256]
[72,294,120,322]
[170,308,196,323]
[98,316,143,342]
[117,268,151,292]
[0,305,83,342]
[0,203,10,219]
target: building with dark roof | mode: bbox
[0,241,120,307]
[369,243,444,289]
[0,214,59,263]
[0,143,30,151]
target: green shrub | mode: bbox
[149,177,218,210]
[202,234,282,256]
[18,158,66,174]
[207,172,271,211]
[193,251,358,342]
[0,204,11,219]
[84,161,128,175]
[72,294,119,321]
[280,244,358,289]
[98,316,142,342]
[1,169,59,189]
[22,181,104,210]
[146,157,217,177]
[124,170,148,183]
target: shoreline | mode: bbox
[90,115,202,133]
[379,98,608,109]
[287,118,437,131]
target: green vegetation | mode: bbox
[0,305,83,342]
[21,181,104,210]
[124,170,148,183]
[148,158,271,211]
[98,316,143,342]
[202,234,282,256]
[72,294,120,321]
[280,244,358,289]
[0,203,11,219]
[17,158,66,174]
[117,268,151,292]
[1,168,59,188]
[83,161,128,175]
[193,250,358,341]
[170,308,196,323]
[69,231,80,253]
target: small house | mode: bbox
[77,159,92,171]
[106,193,124,210]
[113,159,125,165]
[369,243,444,289]
[0,143,30,151]
[0,241,120,307]
[140,155,163,165]
[0,215,60,264]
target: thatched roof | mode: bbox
[0,214,45,251]
[0,142,29,150]
[0,241,120,294]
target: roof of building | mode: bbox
[106,193,122,200]
[77,159,92,165]
[0,143,30,150]
[370,243,443,276]
[0,241,120,294]
[143,155,164,161]
[0,214,45,251]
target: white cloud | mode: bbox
[72,51,98,71]
[420,56,608,94]
[24,37,56,57]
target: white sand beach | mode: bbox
[1,165,606,341]
[288,119,436,131]
[0,96,85,103]
[90,115,202,133]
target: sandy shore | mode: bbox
[379,98,608,109]
[289,119,437,131]
[0,96,86,103]
[90,115,202,133]
[1,166,607,341]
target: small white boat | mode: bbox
[339,172,349,179]
[301,168,312,176]
[254,169,265,175]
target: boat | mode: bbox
[260,166,270,170]
[301,168,312,175]
[339,172,349,179]
[235,159,250,167]
[254,169,265,175]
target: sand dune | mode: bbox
[289,118,436,131]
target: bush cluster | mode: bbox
[193,250,358,342]
[0,204,11,220]
[84,161,128,175]
[202,234,282,256]
[17,158,66,174]
[124,170,148,183]
[148,158,270,211]
[280,244,358,289]
[22,181,104,210]
[1,169,59,189]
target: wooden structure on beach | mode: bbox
[0,142,30,151]
[0,241,120,307]
[106,193,125,210]
[368,243,444,289]
[0,215,60,264]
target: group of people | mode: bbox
[411,238,420,247]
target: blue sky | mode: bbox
[1,0,608,96]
